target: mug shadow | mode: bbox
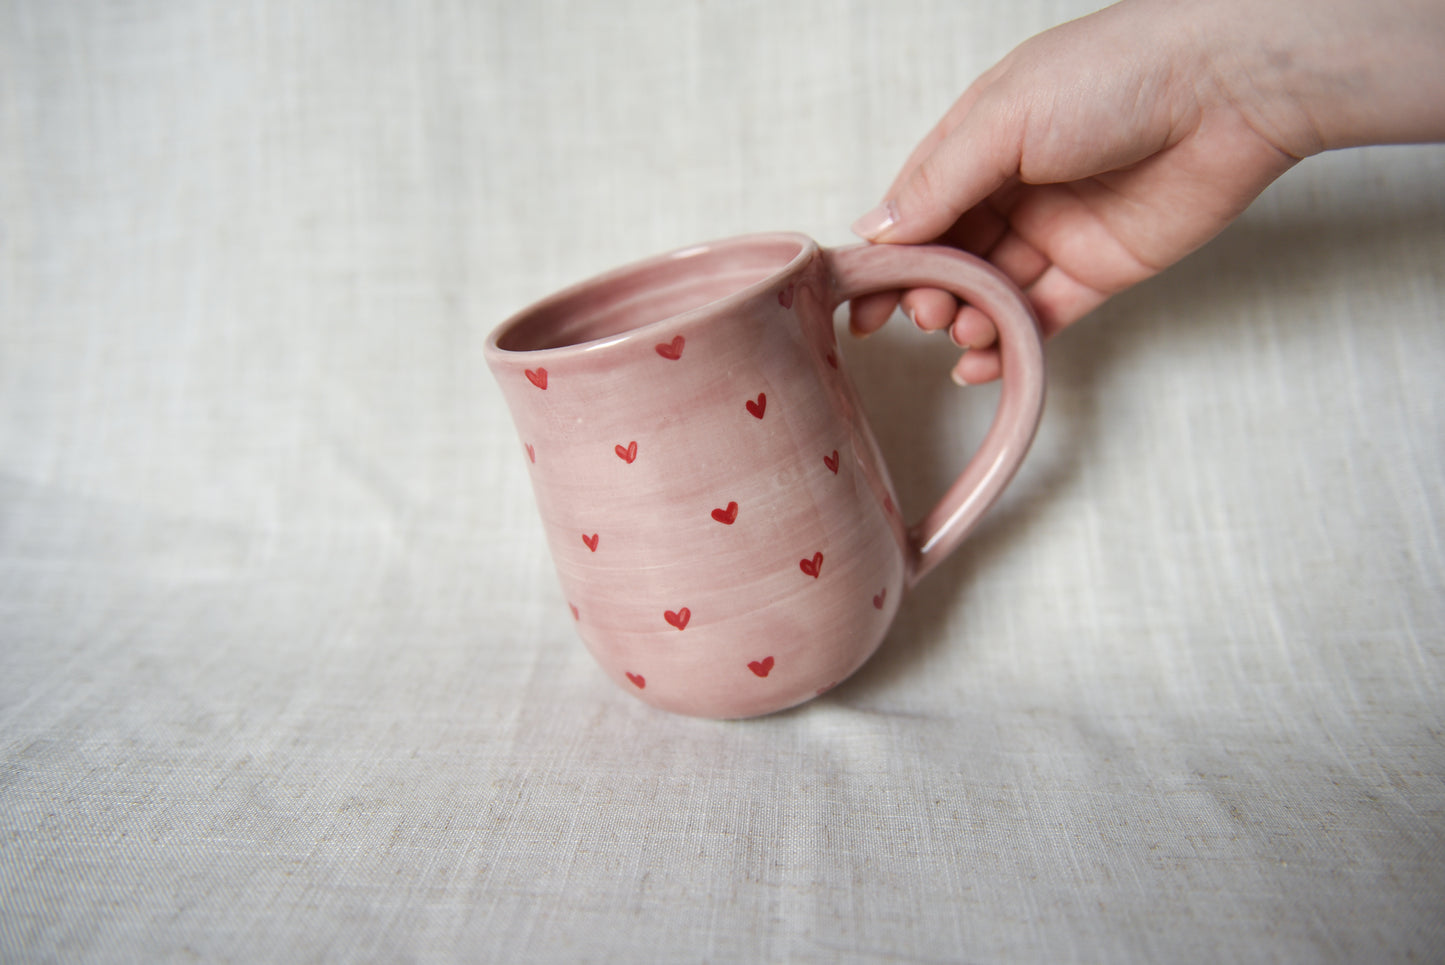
[831,200,1445,698]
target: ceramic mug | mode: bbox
[486,233,1045,718]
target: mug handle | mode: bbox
[824,243,1046,587]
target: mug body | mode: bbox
[486,234,906,718]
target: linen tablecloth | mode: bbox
[3,2,1443,960]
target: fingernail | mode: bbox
[850,200,898,241]
[907,306,922,330]
[951,367,970,387]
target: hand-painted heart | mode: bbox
[525,367,548,389]
[664,607,691,630]
[711,501,739,525]
[615,441,638,463]
[873,588,886,610]
[525,443,535,463]
[799,552,823,578]
[778,285,794,309]
[748,656,775,677]
[582,533,599,552]
[746,393,767,419]
[626,672,645,689]
[823,450,839,474]
[655,335,685,360]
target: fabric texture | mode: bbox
[2,1,1443,961]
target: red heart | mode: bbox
[525,443,535,463]
[778,285,794,309]
[569,603,580,620]
[664,607,691,630]
[873,588,887,610]
[655,335,685,360]
[746,393,767,419]
[582,533,599,552]
[615,441,638,463]
[748,656,775,677]
[525,367,548,389]
[799,552,823,578]
[823,450,839,474]
[626,672,645,689]
[711,501,739,525]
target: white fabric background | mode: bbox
[2,1,1443,961]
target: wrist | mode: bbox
[1199,0,1445,155]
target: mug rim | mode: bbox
[484,231,819,359]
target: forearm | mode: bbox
[1195,0,1445,154]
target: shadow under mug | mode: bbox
[486,233,1045,718]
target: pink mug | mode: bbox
[486,233,1045,718]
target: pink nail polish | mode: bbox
[850,200,898,241]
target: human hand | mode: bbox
[849,0,1445,384]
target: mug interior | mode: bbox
[492,235,809,353]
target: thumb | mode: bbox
[852,107,1019,245]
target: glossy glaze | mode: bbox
[486,233,1044,718]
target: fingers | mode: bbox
[901,224,1040,348]
[952,348,1002,386]
[1024,265,1109,339]
[900,288,956,331]
[847,291,900,338]
[852,96,1020,246]
[950,263,1109,385]
[882,83,990,202]
[984,230,1049,291]
[950,305,997,350]
[847,261,1106,385]
[854,181,1029,340]
[872,225,1057,361]
[936,177,1021,255]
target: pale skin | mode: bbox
[848,0,1445,384]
